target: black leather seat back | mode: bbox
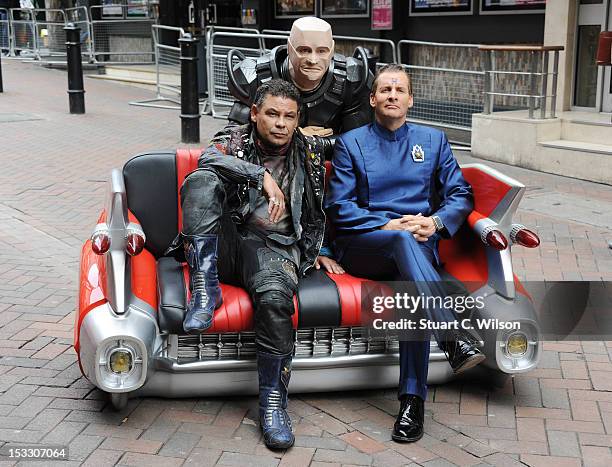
[157,257,187,333]
[123,151,178,259]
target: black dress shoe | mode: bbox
[439,331,485,374]
[392,394,424,443]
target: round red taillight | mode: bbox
[485,229,509,250]
[514,228,540,248]
[126,232,145,256]
[91,232,111,255]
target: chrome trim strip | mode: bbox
[153,349,447,373]
[105,169,130,315]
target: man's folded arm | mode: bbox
[432,134,474,237]
[324,137,389,232]
[198,142,266,191]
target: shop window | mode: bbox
[274,0,316,18]
[575,24,601,108]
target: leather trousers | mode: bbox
[181,169,297,355]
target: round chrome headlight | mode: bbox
[505,332,528,357]
[109,348,134,374]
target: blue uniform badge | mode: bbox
[411,145,425,162]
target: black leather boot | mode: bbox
[439,330,485,374]
[182,235,223,334]
[392,394,424,443]
[257,351,294,450]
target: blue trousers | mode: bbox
[335,229,457,400]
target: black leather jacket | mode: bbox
[199,124,327,277]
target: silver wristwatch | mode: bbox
[432,215,444,232]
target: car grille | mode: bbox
[176,327,400,362]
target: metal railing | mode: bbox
[89,4,154,64]
[129,25,260,113]
[33,8,66,59]
[129,24,184,109]
[0,8,10,54]
[138,29,563,131]
[1,9,564,130]
[262,28,398,65]
[207,30,286,118]
[9,8,36,56]
[480,45,563,119]
[204,25,260,116]
[399,40,484,131]
[65,6,93,61]
[208,30,398,119]
[9,7,82,60]
[4,4,153,63]
[205,25,262,49]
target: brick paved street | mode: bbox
[0,59,611,466]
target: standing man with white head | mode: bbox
[227,16,373,142]
[286,16,334,92]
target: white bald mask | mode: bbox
[287,17,334,91]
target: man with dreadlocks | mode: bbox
[172,79,344,449]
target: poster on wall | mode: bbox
[127,0,148,17]
[481,0,546,14]
[409,0,473,16]
[102,0,123,17]
[321,0,370,18]
[372,0,392,30]
[275,0,316,18]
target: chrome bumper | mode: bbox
[79,289,540,398]
[134,344,454,397]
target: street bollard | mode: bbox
[64,23,85,114]
[179,33,200,144]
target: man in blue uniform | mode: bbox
[324,64,485,443]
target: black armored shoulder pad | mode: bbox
[346,53,374,97]
[228,49,281,106]
[345,55,368,84]
[254,46,284,82]
[227,56,259,105]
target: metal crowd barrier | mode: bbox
[205,25,261,47]
[7,6,92,61]
[130,24,184,110]
[90,5,154,64]
[398,40,484,132]
[261,29,398,65]
[208,29,397,119]
[65,6,93,61]
[0,8,10,55]
[203,31,564,130]
[33,8,66,59]
[207,30,280,118]
[1,9,561,131]
[204,25,260,115]
[129,25,259,113]
[10,8,36,57]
